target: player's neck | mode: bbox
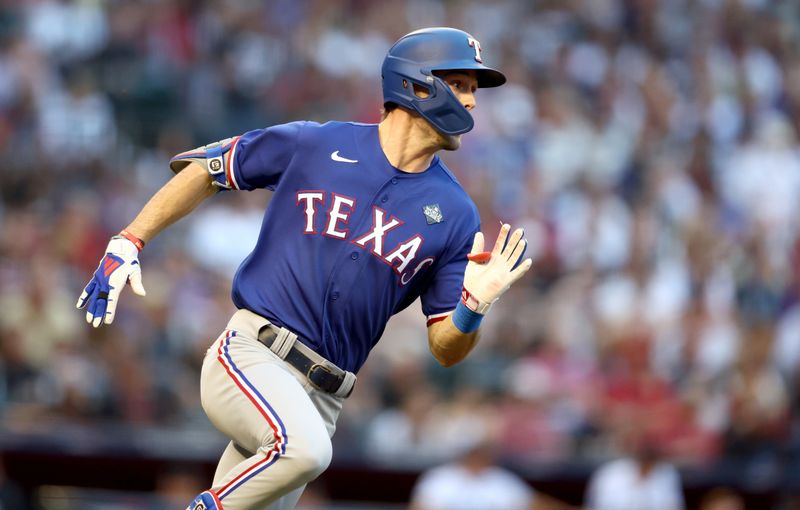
[378,110,440,173]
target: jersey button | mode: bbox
[381,195,388,203]
[330,292,340,301]
[391,178,398,185]
[350,251,359,260]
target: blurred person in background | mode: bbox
[584,424,684,510]
[152,465,207,510]
[365,384,500,468]
[410,438,576,510]
[364,384,447,467]
[697,488,744,510]
[723,323,790,478]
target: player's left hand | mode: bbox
[76,236,146,327]
[463,223,532,311]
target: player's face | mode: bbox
[438,71,478,111]
[432,71,479,150]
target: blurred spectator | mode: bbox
[697,488,745,510]
[585,425,684,510]
[365,384,499,467]
[36,67,117,164]
[724,324,790,469]
[152,465,206,509]
[410,439,575,510]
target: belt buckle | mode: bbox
[307,363,334,392]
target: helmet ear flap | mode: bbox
[410,74,474,135]
[381,59,474,135]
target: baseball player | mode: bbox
[77,27,532,510]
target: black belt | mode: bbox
[257,326,352,397]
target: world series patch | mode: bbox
[423,204,443,224]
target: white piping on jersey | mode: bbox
[228,137,242,190]
[427,311,452,321]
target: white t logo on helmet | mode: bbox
[467,37,483,63]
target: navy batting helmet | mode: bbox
[381,27,506,136]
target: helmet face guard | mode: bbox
[381,27,506,136]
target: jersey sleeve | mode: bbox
[420,223,479,326]
[169,121,305,191]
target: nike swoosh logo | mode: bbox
[331,151,358,163]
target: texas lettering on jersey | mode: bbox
[296,190,434,286]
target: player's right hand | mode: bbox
[76,236,146,328]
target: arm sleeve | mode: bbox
[420,224,479,326]
[169,121,305,191]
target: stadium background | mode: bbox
[2,0,800,508]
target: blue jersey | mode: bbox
[171,121,479,372]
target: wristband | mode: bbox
[119,229,145,251]
[451,301,484,334]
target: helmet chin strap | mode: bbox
[410,75,474,136]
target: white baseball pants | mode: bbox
[199,310,344,509]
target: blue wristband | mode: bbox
[451,301,484,334]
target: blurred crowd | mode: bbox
[3,0,800,492]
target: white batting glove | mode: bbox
[462,224,532,314]
[76,236,146,327]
